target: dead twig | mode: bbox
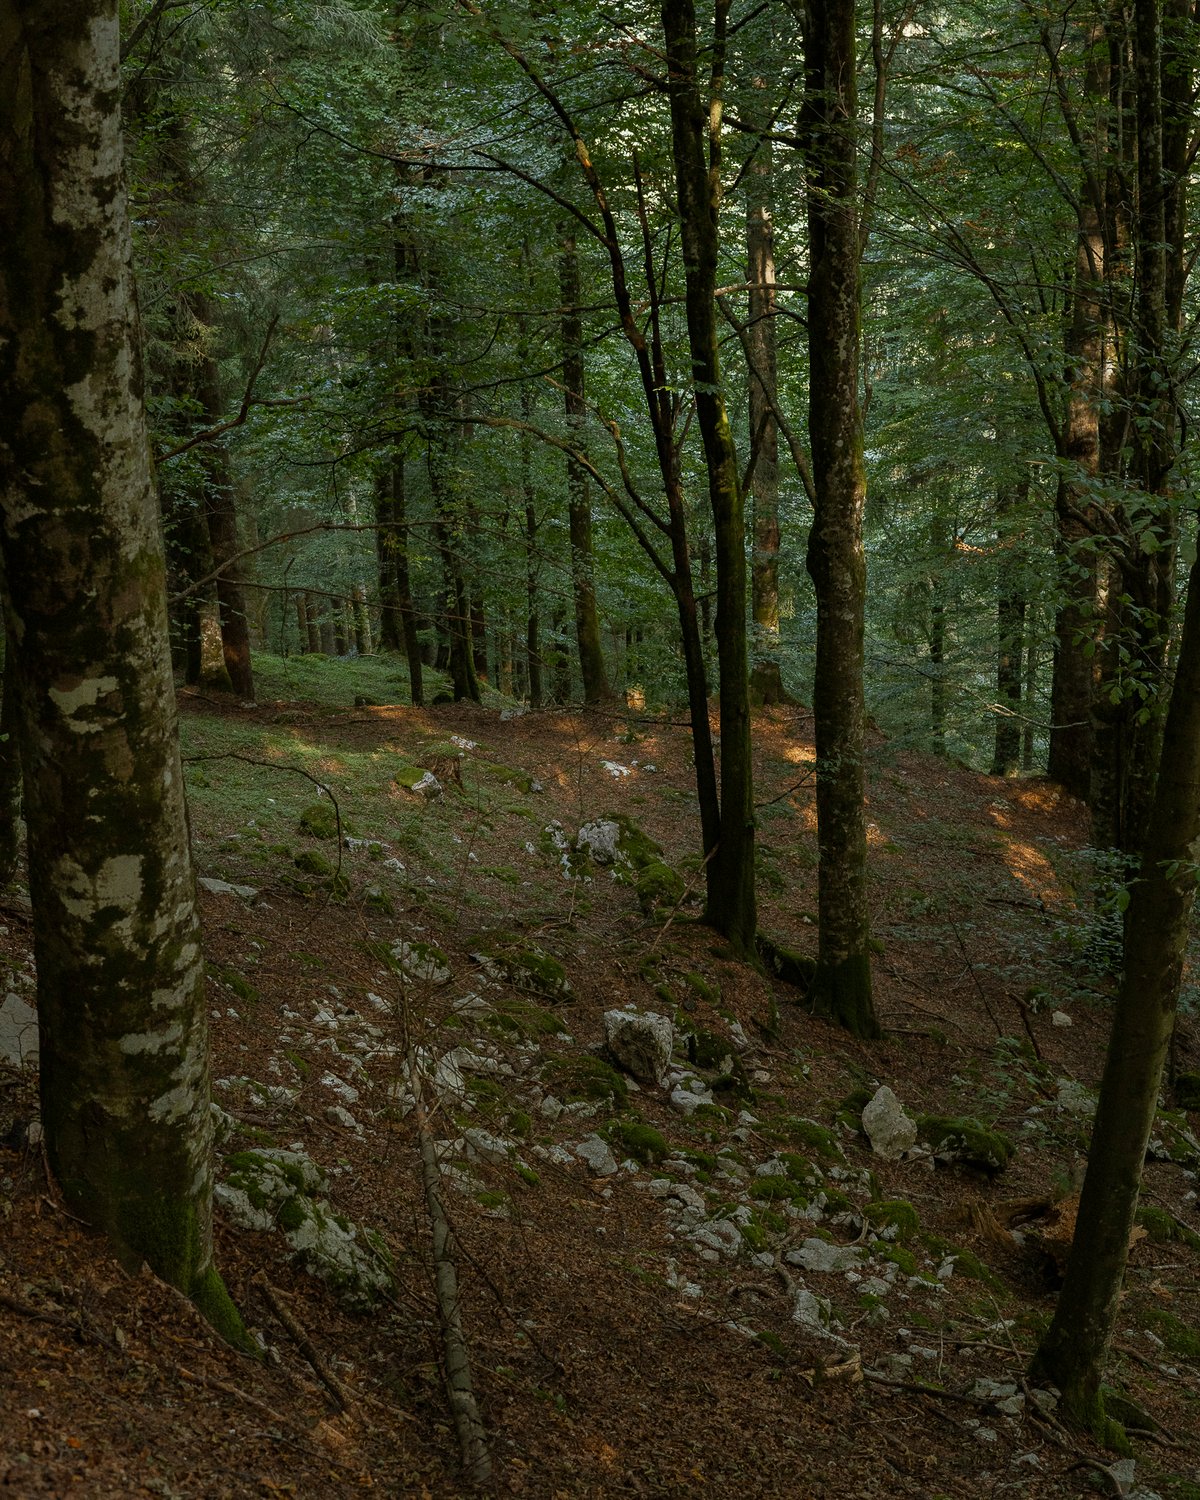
[0,1288,121,1353]
[254,1273,353,1414]
[406,1048,492,1487]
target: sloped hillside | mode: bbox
[1,658,1198,1498]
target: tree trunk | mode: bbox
[800,0,880,1036]
[560,232,612,704]
[352,585,372,655]
[375,463,403,654]
[929,576,946,758]
[1031,537,1200,1434]
[991,481,1027,776]
[0,0,241,1340]
[1023,622,1038,771]
[191,293,253,700]
[295,593,310,654]
[304,591,322,653]
[662,0,756,957]
[745,117,790,707]
[0,636,22,885]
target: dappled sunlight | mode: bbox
[998,836,1060,902]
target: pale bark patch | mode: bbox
[48,674,118,721]
[118,1022,184,1056]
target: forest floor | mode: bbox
[2,653,1200,1499]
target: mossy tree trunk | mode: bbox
[0,0,241,1339]
[800,0,881,1037]
[662,0,756,957]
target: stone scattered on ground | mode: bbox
[603,1008,673,1085]
[862,1085,917,1159]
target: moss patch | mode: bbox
[541,1056,628,1111]
[637,861,684,913]
[864,1199,920,1243]
[917,1114,1014,1173]
[298,802,339,839]
[607,1119,669,1164]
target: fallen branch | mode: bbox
[254,1273,353,1414]
[406,1049,492,1487]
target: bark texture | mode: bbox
[1032,535,1200,1431]
[800,0,880,1036]
[560,233,612,704]
[663,0,756,956]
[0,0,240,1340]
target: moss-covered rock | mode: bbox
[1137,1204,1200,1250]
[765,1116,844,1162]
[864,1199,920,1243]
[607,1119,669,1164]
[477,761,538,794]
[216,1148,394,1310]
[482,996,569,1041]
[1175,1072,1200,1111]
[294,848,335,877]
[473,943,573,1001]
[917,1114,1014,1173]
[298,802,339,840]
[541,1055,628,1111]
[756,933,816,991]
[636,861,684,913]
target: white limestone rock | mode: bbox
[0,992,38,1069]
[575,1134,619,1176]
[862,1085,918,1160]
[604,1008,673,1085]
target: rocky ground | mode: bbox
[1,659,1199,1497]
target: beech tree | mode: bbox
[0,0,242,1339]
[800,0,880,1036]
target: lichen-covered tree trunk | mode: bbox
[662,0,756,957]
[801,0,880,1037]
[0,0,241,1339]
[560,232,612,705]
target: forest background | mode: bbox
[5,0,1200,1482]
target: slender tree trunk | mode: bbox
[1023,622,1038,771]
[304,591,322,653]
[375,465,403,653]
[800,0,880,1036]
[0,637,22,885]
[191,293,253,700]
[560,231,612,704]
[663,0,756,956]
[1032,538,1200,1431]
[745,118,790,707]
[469,591,488,685]
[295,594,310,653]
[929,577,946,758]
[0,0,242,1340]
[991,481,1027,776]
[352,585,372,655]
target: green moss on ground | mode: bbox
[608,1119,669,1164]
[864,1199,920,1243]
[299,802,338,839]
[917,1114,1014,1172]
